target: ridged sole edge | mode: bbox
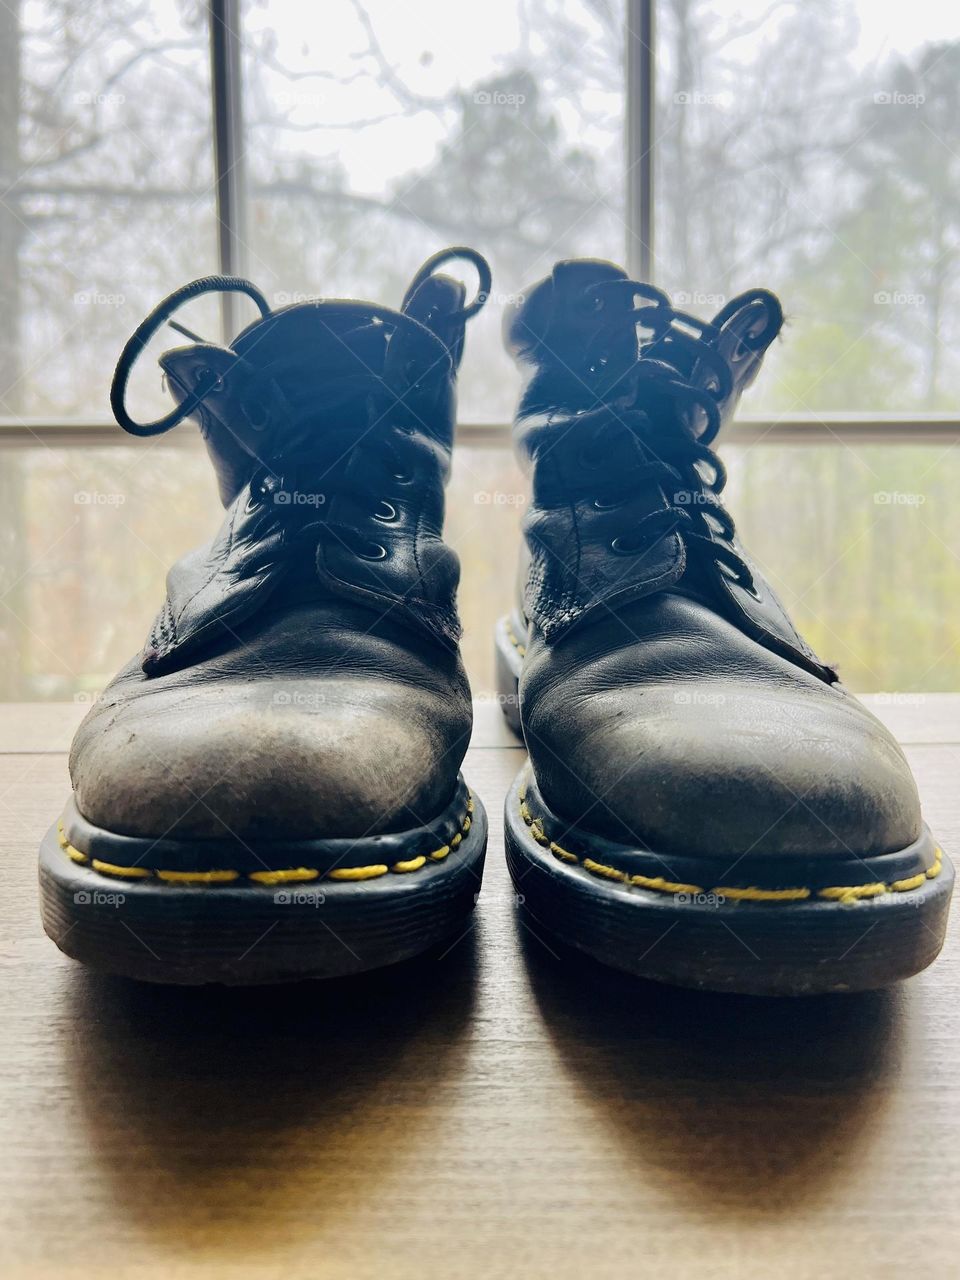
[40,794,488,985]
[504,771,952,995]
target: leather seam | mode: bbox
[56,795,474,885]
[517,789,943,903]
[166,498,242,645]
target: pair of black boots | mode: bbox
[40,248,952,995]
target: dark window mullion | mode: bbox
[209,0,248,340]
[625,0,655,280]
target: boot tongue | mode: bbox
[157,303,396,504]
[230,303,390,422]
[505,259,629,363]
[157,276,468,506]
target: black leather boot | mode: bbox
[498,259,952,995]
[40,248,491,984]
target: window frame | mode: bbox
[0,0,955,445]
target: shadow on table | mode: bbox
[519,917,906,1219]
[64,924,480,1256]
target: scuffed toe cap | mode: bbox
[70,677,469,841]
[526,682,921,860]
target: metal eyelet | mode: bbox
[717,558,760,598]
[246,472,277,512]
[356,540,388,562]
[374,500,398,523]
[244,399,270,431]
[610,535,641,556]
[194,367,223,392]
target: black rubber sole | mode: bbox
[40,783,487,985]
[505,769,953,995]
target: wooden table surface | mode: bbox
[2,696,959,1280]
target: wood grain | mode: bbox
[1,700,958,1279]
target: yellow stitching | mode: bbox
[583,857,627,883]
[90,858,150,879]
[157,869,240,885]
[392,856,427,873]
[57,822,88,864]
[888,872,926,892]
[505,620,527,658]
[714,886,811,902]
[549,841,578,864]
[59,793,474,885]
[248,868,319,885]
[630,873,703,894]
[521,795,944,904]
[328,864,388,881]
[817,882,886,902]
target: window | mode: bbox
[1,0,958,699]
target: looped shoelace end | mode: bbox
[402,248,492,321]
[110,277,272,438]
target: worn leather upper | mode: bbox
[71,251,488,842]
[506,260,921,859]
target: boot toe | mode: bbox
[70,677,467,841]
[526,682,920,859]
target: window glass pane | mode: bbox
[655,0,960,412]
[3,439,960,700]
[239,0,626,420]
[0,0,217,420]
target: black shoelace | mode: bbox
[108,250,492,566]
[571,277,782,594]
